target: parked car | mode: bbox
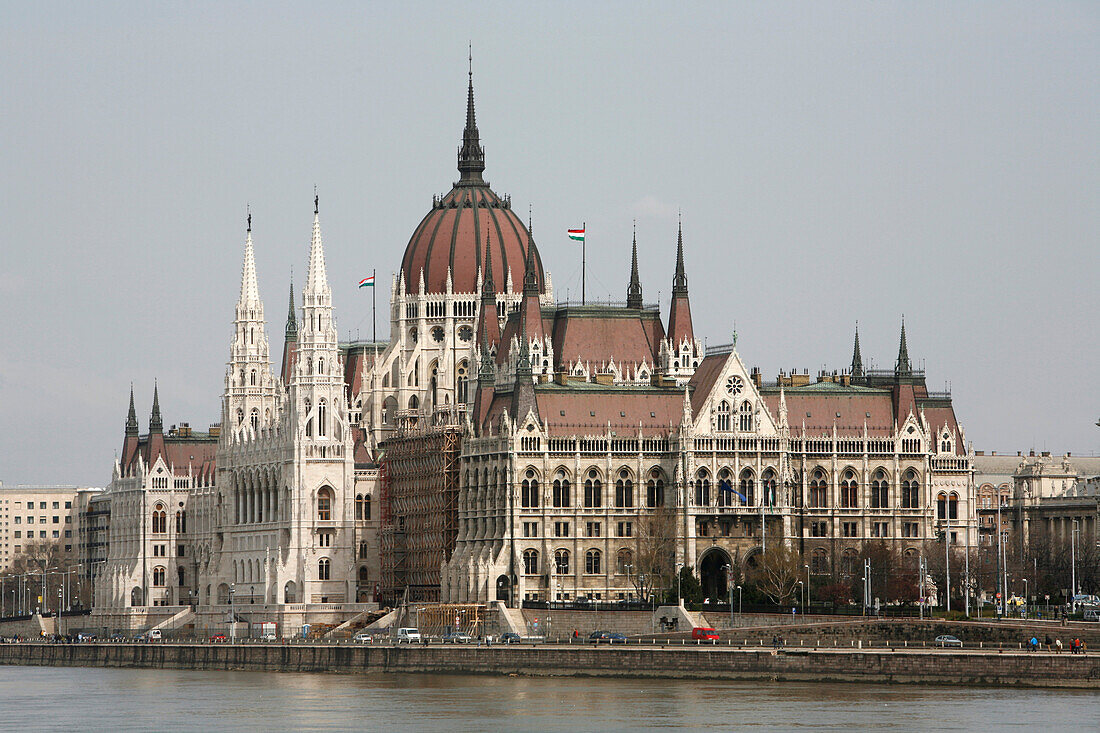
[395,628,421,643]
[148,629,162,640]
[500,632,522,644]
[1083,610,1099,622]
[605,632,627,644]
[588,630,611,642]
[935,635,963,648]
[691,627,720,641]
[352,631,374,643]
[76,633,96,642]
[260,633,278,641]
[209,633,228,643]
[442,631,472,644]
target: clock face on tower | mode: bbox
[726,375,743,396]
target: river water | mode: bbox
[0,665,1094,731]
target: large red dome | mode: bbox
[399,71,544,295]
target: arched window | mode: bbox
[871,469,889,509]
[317,487,333,521]
[355,494,364,520]
[554,549,570,575]
[646,470,665,508]
[840,470,858,509]
[152,566,166,587]
[177,566,186,587]
[318,357,324,374]
[304,399,313,437]
[717,468,734,508]
[739,468,755,506]
[318,399,327,437]
[523,549,539,575]
[761,469,777,507]
[236,408,244,426]
[584,470,602,508]
[283,581,296,604]
[810,548,828,575]
[250,408,259,432]
[617,549,634,575]
[552,475,571,508]
[809,469,828,508]
[936,492,947,520]
[175,510,186,533]
[615,470,633,508]
[250,369,257,386]
[948,492,959,520]
[457,360,469,404]
[717,401,731,431]
[318,557,331,580]
[409,395,419,411]
[841,549,858,576]
[585,549,602,575]
[358,566,369,584]
[902,471,920,509]
[152,507,167,534]
[521,469,539,508]
[363,496,371,521]
[739,401,753,432]
[695,470,711,507]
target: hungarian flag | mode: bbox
[567,227,585,243]
[358,275,375,288]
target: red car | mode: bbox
[209,634,228,643]
[691,627,719,641]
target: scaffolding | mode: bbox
[379,414,463,606]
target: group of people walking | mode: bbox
[1031,635,1088,653]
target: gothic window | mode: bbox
[717,468,734,508]
[739,468,755,506]
[871,469,889,509]
[365,496,373,522]
[810,548,828,575]
[178,566,186,587]
[761,469,777,507]
[937,492,947,520]
[694,470,710,506]
[409,395,419,411]
[318,399,327,437]
[646,470,665,508]
[304,399,312,437]
[617,549,633,575]
[307,357,313,375]
[355,494,365,520]
[358,566,369,584]
[902,471,920,509]
[521,469,539,508]
[250,408,259,432]
[431,326,444,343]
[584,470,602,508]
[318,557,331,580]
[319,358,325,374]
[250,327,254,345]
[151,507,167,534]
[554,549,570,575]
[152,566,166,587]
[716,401,731,431]
[523,549,539,575]
[739,401,753,432]
[458,325,473,342]
[948,492,959,520]
[175,510,186,533]
[457,361,469,403]
[841,549,858,577]
[250,369,257,386]
[585,549,602,575]
[840,470,858,509]
[552,476,571,508]
[615,470,634,508]
[317,487,333,521]
[725,375,743,396]
[236,408,244,426]
[809,469,828,508]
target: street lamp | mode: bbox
[228,584,236,642]
[676,562,684,607]
[795,580,804,613]
[736,585,742,618]
[722,565,732,624]
[1071,520,1079,612]
[804,564,811,613]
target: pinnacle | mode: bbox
[627,224,643,308]
[305,206,330,296]
[239,225,262,307]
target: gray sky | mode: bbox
[1,2,1097,486]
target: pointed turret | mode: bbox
[850,322,864,379]
[149,381,163,433]
[285,281,298,340]
[895,317,911,377]
[281,279,299,383]
[626,223,643,309]
[125,384,139,436]
[305,193,330,298]
[667,218,695,344]
[475,232,500,354]
[510,312,539,423]
[457,50,486,185]
[516,230,545,346]
[240,210,260,306]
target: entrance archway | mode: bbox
[495,574,511,603]
[699,549,731,602]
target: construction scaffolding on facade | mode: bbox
[379,408,464,606]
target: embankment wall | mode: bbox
[1,642,1097,689]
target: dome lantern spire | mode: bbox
[457,47,487,185]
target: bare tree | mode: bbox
[633,506,677,602]
[754,543,801,605]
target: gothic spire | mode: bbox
[522,227,539,296]
[305,193,330,296]
[895,317,912,377]
[457,48,486,185]
[481,230,495,296]
[125,384,138,436]
[239,211,261,307]
[672,216,688,295]
[850,322,864,378]
[149,381,163,433]
[627,221,642,309]
[285,280,298,339]
[476,232,500,354]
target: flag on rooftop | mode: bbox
[567,227,585,242]
[358,275,375,288]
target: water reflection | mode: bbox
[2,666,1092,732]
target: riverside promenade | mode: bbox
[1,641,1097,689]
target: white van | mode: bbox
[395,627,421,643]
[149,629,162,640]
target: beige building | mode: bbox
[0,483,103,572]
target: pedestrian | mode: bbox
[1044,635,1052,649]
[772,635,778,650]
[1055,638,1063,653]
[1030,636,1038,652]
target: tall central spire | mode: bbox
[305,192,330,297]
[672,218,688,295]
[627,222,643,309]
[239,209,260,307]
[457,48,486,185]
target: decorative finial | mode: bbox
[314,185,319,215]
[468,42,472,78]
[246,204,251,233]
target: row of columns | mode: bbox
[233,480,280,524]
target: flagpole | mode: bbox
[371,268,377,351]
[581,221,586,305]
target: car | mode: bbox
[395,627,421,643]
[76,633,96,642]
[935,635,963,648]
[500,632,522,644]
[148,629,162,640]
[352,631,374,643]
[605,632,627,644]
[1083,610,1099,622]
[588,630,611,642]
[691,627,720,641]
[260,633,278,641]
[442,631,472,644]
[209,633,228,643]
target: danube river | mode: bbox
[2,665,1094,731]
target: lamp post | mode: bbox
[795,580,804,613]
[722,565,732,624]
[228,584,236,643]
[804,564,811,613]
[736,585,742,618]
[1071,520,1079,611]
[1023,578,1028,616]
